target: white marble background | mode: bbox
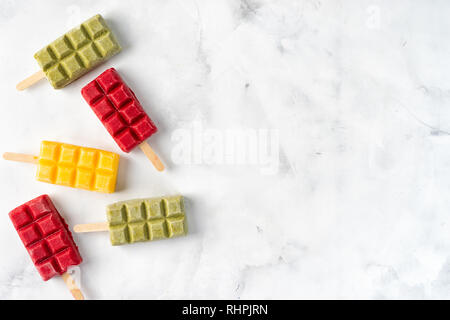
[0,0,450,299]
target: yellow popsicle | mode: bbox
[36,141,119,193]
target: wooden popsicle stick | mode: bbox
[74,222,109,233]
[62,272,84,300]
[139,141,165,171]
[16,70,46,91]
[3,152,39,164]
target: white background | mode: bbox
[1,0,450,299]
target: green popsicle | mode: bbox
[34,14,121,89]
[106,196,187,246]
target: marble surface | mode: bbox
[1,0,450,300]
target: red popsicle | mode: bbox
[9,195,84,299]
[81,68,164,171]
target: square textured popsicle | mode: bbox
[36,141,120,193]
[9,195,82,281]
[81,68,157,153]
[107,196,187,246]
[34,14,121,89]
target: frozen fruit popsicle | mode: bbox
[17,14,121,90]
[74,195,187,246]
[9,195,84,299]
[81,68,165,171]
[3,141,120,193]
